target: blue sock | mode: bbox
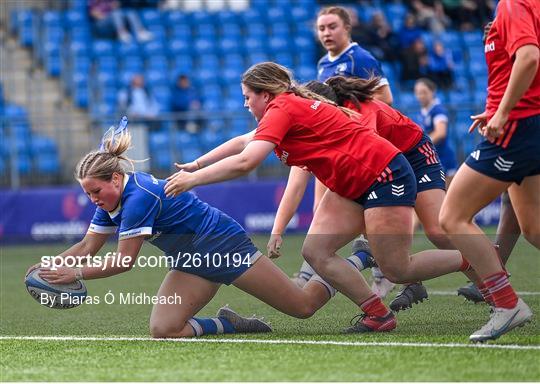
[347,251,371,271]
[188,317,236,336]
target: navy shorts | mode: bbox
[170,214,261,285]
[465,114,540,184]
[405,134,447,193]
[356,154,417,209]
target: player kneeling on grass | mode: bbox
[26,126,379,338]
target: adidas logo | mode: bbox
[391,184,405,197]
[471,150,480,161]
[367,191,378,200]
[419,174,432,184]
[494,156,514,172]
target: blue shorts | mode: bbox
[170,214,261,285]
[356,154,417,209]
[465,114,540,184]
[405,134,447,193]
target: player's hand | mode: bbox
[483,110,508,140]
[164,170,197,197]
[267,234,283,259]
[24,262,42,281]
[174,161,199,173]
[39,267,77,284]
[468,111,488,134]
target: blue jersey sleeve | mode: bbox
[89,208,118,234]
[431,104,449,124]
[351,48,385,80]
[118,189,161,240]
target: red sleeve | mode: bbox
[498,0,539,58]
[252,104,291,146]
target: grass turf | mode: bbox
[1,235,539,381]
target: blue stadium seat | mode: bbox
[219,38,244,55]
[180,147,204,163]
[70,26,91,43]
[65,9,87,30]
[145,69,169,87]
[225,84,243,99]
[197,54,220,69]
[243,37,266,54]
[169,38,192,56]
[247,52,270,66]
[193,38,216,55]
[16,154,32,175]
[297,51,315,67]
[216,10,241,25]
[170,24,193,39]
[92,40,116,57]
[30,135,56,156]
[149,131,170,151]
[473,89,487,105]
[267,7,286,24]
[166,11,189,27]
[17,10,35,47]
[147,55,169,72]
[95,70,118,89]
[201,84,222,99]
[274,52,294,68]
[42,11,63,28]
[192,10,214,25]
[448,89,472,105]
[469,59,487,77]
[268,37,290,54]
[290,6,311,22]
[223,98,244,112]
[96,55,119,71]
[461,31,483,47]
[121,55,144,71]
[241,9,267,25]
[35,153,60,174]
[147,25,167,41]
[203,97,223,112]
[194,23,217,38]
[293,36,315,52]
[295,66,317,82]
[118,41,140,56]
[140,9,162,27]
[271,22,290,37]
[223,54,245,69]
[171,56,194,75]
[221,67,243,86]
[200,128,225,150]
[99,85,118,106]
[220,23,242,39]
[152,85,171,111]
[398,91,418,109]
[142,40,167,57]
[176,131,200,147]
[244,23,267,39]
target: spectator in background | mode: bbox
[408,0,451,34]
[427,40,454,89]
[364,11,400,62]
[88,0,152,43]
[171,75,202,133]
[414,78,457,185]
[441,0,496,31]
[398,13,423,50]
[118,74,160,131]
[401,38,429,81]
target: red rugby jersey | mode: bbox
[485,0,540,120]
[252,93,400,199]
[343,99,423,153]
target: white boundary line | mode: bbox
[1,336,538,351]
[430,291,540,296]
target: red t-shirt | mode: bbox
[252,93,400,199]
[343,99,423,153]
[485,0,540,120]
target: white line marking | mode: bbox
[430,291,540,296]
[0,336,538,350]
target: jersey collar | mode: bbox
[108,173,130,219]
[327,42,357,62]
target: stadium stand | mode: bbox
[4,0,488,181]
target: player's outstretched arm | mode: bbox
[174,129,256,172]
[38,236,145,284]
[268,167,311,258]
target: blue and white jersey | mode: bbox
[317,42,388,86]
[89,172,240,257]
[419,101,457,173]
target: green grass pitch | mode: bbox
[1,234,539,381]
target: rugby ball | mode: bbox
[25,268,87,309]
